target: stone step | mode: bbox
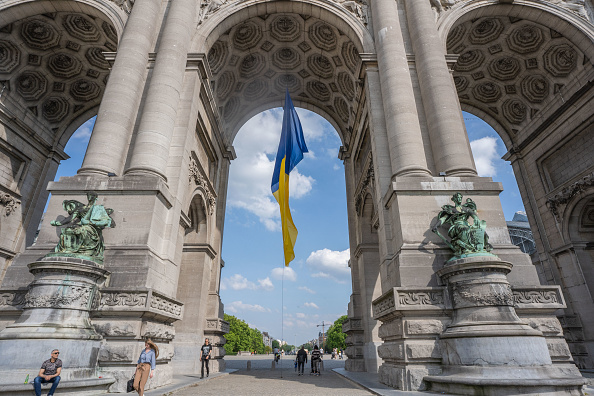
[0,377,115,396]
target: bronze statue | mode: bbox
[49,192,113,263]
[432,192,493,259]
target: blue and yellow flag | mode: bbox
[271,90,309,266]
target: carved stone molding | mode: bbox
[205,317,230,334]
[189,157,217,214]
[354,154,374,216]
[342,317,363,333]
[546,172,594,220]
[24,284,93,309]
[97,288,184,322]
[373,287,449,320]
[110,0,135,14]
[0,192,20,215]
[513,285,566,311]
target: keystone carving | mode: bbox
[188,158,216,214]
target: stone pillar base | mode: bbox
[0,256,111,386]
[424,256,586,394]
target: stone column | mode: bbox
[404,0,476,176]
[124,0,197,181]
[79,0,162,176]
[370,0,431,178]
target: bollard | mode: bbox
[319,360,324,372]
[271,361,276,370]
[247,361,251,371]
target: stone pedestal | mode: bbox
[0,256,112,388]
[424,256,586,395]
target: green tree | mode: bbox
[281,344,294,353]
[326,315,348,352]
[223,314,266,354]
[265,345,272,354]
[272,339,280,349]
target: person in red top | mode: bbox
[34,349,62,396]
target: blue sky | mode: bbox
[54,110,524,347]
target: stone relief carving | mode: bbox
[205,318,230,333]
[24,285,93,309]
[549,0,590,20]
[373,293,395,317]
[110,0,135,14]
[354,155,374,216]
[399,291,443,306]
[333,0,368,25]
[189,158,216,214]
[0,291,26,308]
[0,192,20,215]
[546,172,594,220]
[199,0,230,25]
[513,289,559,305]
[150,294,182,318]
[452,283,514,308]
[101,292,148,307]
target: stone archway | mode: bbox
[438,1,594,369]
[0,0,124,282]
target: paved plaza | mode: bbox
[170,355,371,396]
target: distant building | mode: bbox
[262,331,271,348]
[506,211,536,255]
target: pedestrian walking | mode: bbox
[34,349,62,396]
[296,346,308,375]
[311,345,322,376]
[133,339,158,396]
[200,338,212,378]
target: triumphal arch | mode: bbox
[0,0,592,393]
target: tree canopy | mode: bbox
[223,314,266,354]
[325,315,347,352]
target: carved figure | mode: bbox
[49,192,113,262]
[199,0,229,25]
[432,192,493,258]
[335,0,368,24]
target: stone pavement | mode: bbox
[169,355,371,395]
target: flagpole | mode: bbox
[280,265,284,378]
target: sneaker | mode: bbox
[207,374,209,377]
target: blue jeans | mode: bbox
[34,376,60,396]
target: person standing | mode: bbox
[296,346,308,376]
[34,349,62,396]
[200,338,212,378]
[311,345,322,376]
[134,339,158,396]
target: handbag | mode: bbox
[126,374,135,393]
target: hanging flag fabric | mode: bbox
[271,89,309,266]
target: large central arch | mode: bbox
[0,0,591,393]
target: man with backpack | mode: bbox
[296,346,308,375]
[311,345,322,376]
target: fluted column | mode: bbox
[79,0,161,176]
[404,0,477,176]
[370,0,431,178]
[124,0,197,181]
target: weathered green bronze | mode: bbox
[47,191,113,264]
[432,192,494,261]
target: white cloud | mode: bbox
[304,302,319,309]
[258,277,274,291]
[470,136,499,177]
[306,248,350,283]
[72,117,95,141]
[220,274,274,291]
[296,312,306,318]
[271,267,297,281]
[298,286,316,294]
[227,110,315,231]
[226,301,271,313]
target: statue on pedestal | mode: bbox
[432,192,493,259]
[49,191,113,263]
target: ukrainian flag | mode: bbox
[271,90,309,266]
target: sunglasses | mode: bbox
[52,352,59,355]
